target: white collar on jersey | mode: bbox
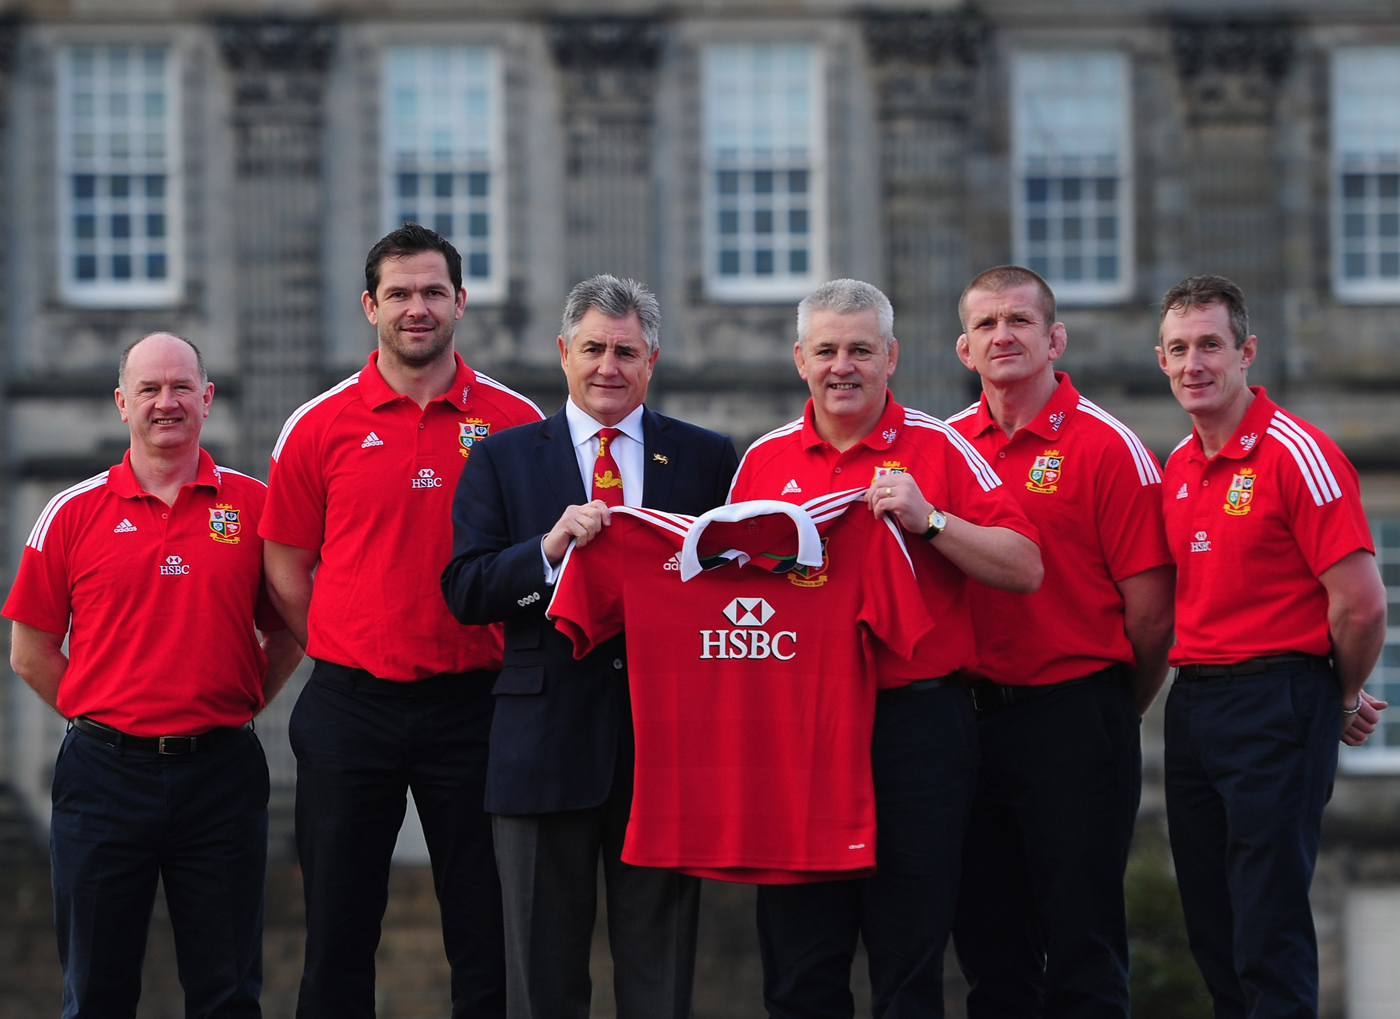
[679,490,866,581]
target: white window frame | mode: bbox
[702,43,827,304]
[57,44,183,308]
[381,45,508,305]
[1010,50,1133,306]
[1341,515,1400,773]
[1331,48,1400,303]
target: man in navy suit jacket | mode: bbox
[441,274,737,1019]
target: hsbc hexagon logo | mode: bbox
[411,467,444,489]
[159,554,190,576]
[723,597,775,627]
[1190,531,1212,553]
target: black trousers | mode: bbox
[288,660,504,1019]
[756,684,978,1019]
[50,725,269,1019]
[1164,660,1340,1019]
[953,674,1141,1019]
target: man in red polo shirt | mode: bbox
[1157,275,1386,1019]
[728,278,1041,1019]
[5,332,302,1017]
[945,265,1175,1019]
[260,225,543,1019]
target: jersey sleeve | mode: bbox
[1276,426,1374,577]
[259,410,329,551]
[3,511,75,635]
[858,515,937,661]
[930,434,1040,545]
[1094,435,1173,582]
[545,527,626,659]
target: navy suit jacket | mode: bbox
[441,404,738,815]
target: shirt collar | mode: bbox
[357,350,478,412]
[108,447,221,499]
[800,391,907,452]
[957,372,1079,441]
[565,398,646,448]
[1211,386,1275,460]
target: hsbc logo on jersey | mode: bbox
[1190,531,1212,553]
[159,554,190,576]
[411,468,443,489]
[701,598,796,660]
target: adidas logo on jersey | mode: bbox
[664,552,682,571]
[782,479,802,495]
[361,432,384,448]
[1176,483,1188,499]
[113,518,138,533]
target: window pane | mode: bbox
[147,252,166,278]
[789,249,808,273]
[434,213,452,236]
[788,170,808,193]
[146,213,165,238]
[755,250,774,274]
[75,215,95,239]
[111,214,130,238]
[468,252,489,278]
[74,174,96,199]
[753,171,773,194]
[76,254,97,279]
[1333,51,1400,294]
[469,212,488,238]
[755,209,773,234]
[434,173,453,197]
[112,254,131,278]
[789,209,808,234]
[719,210,739,234]
[398,173,419,198]
[718,171,739,195]
[719,250,740,275]
[1027,177,1048,203]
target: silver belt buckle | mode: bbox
[157,735,191,755]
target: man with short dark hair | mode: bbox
[728,278,1041,1019]
[261,224,544,1018]
[947,265,1175,1019]
[441,273,738,1019]
[1157,274,1386,1019]
[6,331,302,1018]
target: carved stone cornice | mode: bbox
[549,16,662,71]
[862,10,986,69]
[216,17,334,75]
[1171,20,1293,125]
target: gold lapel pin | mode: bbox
[652,453,669,465]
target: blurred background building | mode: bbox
[2,1,1400,1016]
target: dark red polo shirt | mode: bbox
[728,393,1038,685]
[948,373,1173,685]
[260,351,543,680]
[3,449,283,735]
[1163,387,1373,665]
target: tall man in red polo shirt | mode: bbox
[1157,275,1386,1019]
[5,332,302,1017]
[260,225,543,1019]
[728,278,1041,1019]
[945,265,1175,1019]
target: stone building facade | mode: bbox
[2,1,1400,1015]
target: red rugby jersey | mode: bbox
[947,373,1172,685]
[1163,388,1373,665]
[727,394,1037,685]
[260,351,543,680]
[546,491,934,884]
[3,450,284,735]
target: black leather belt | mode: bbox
[1176,654,1330,681]
[71,715,247,755]
[967,664,1126,713]
[877,674,960,700]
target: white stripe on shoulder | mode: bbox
[212,464,266,489]
[944,401,981,424]
[27,471,110,552]
[903,410,1002,492]
[727,418,805,503]
[271,373,361,462]
[1270,411,1342,501]
[1076,398,1162,485]
[1265,424,1327,505]
[616,506,695,540]
[1171,434,1193,454]
[473,371,546,420]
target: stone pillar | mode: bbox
[1170,20,1293,390]
[217,17,334,476]
[863,12,986,418]
[549,16,662,288]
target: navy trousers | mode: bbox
[288,660,504,1019]
[50,725,269,1019]
[1164,659,1340,1019]
[953,675,1141,1019]
[756,684,978,1019]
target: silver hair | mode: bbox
[796,279,895,351]
[560,274,661,354]
[118,332,208,391]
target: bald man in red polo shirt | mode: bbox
[6,332,302,1018]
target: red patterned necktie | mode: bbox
[591,427,625,507]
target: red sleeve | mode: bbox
[858,515,936,660]
[259,412,328,551]
[1094,439,1173,582]
[546,524,627,659]
[929,436,1041,546]
[2,507,76,635]
[1278,428,1374,577]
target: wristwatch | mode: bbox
[920,508,948,541]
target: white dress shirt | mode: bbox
[542,400,647,582]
